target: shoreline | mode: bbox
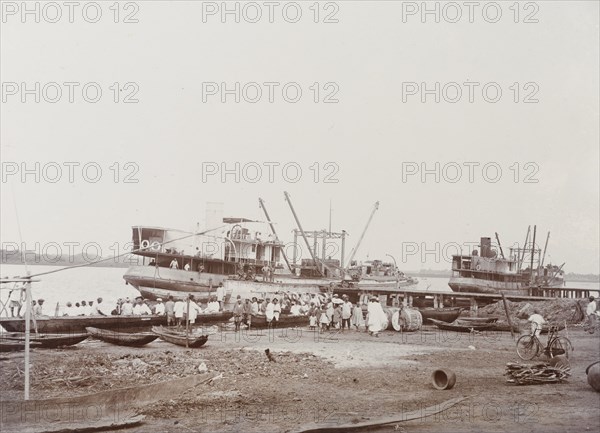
[1,324,599,433]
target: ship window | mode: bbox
[252,245,256,252]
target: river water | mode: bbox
[1,264,598,318]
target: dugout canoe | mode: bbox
[0,315,168,334]
[1,332,88,348]
[86,327,158,347]
[418,307,463,324]
[151,326,209,348]
[0,338,42,352]
[428,318,497,332]
[455,317,499,324]
[249,314,310,328]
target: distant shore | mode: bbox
[1,252,598,282]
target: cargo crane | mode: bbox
[345,201,379,269]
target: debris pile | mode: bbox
[480,298,586,325]
[505,361,571,385]
[0,348,329,399]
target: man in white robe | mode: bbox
[367,298,386,337]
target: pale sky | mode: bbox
[1,1,598,273]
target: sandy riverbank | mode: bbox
[1,324,599,433]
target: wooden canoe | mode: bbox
[1,332,88,348]
[0,315,167,334]
[151,326,208,348]
[456,317,499,324]
[86,327,158,347]
[418,307,463,324]
[0,338,42,352]
[250,314,309,328]
[428,318,496,332]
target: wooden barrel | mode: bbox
[399,308,423,331]
[382,308,400,331]
[391,311,402,331]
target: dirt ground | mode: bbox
[1,323,599,433]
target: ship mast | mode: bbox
[345,201,379,268]
[530,225,537,284]
[519,226,530,271]
[540,231,550,268]
[494,232,505,259]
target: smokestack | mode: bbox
[480,237,492,258]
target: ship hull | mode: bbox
[124,266,228,293]
[448,276,565,296]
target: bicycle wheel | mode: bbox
[516,335,540,360]
[549,337,573,359]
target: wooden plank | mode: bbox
[289,397,467,433]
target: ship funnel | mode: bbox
[480,237,492,258]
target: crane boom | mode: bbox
[258,198,293,272]
[345,201,379,268]
[283,192,324,276]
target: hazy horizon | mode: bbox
[2,1,598,274]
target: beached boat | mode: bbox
[455,317,499,324]
[86,327,158,347]
[151,326,209,348]
[428,318,497,333]
[449,234,565,296]
[0,315,167,334]
[418,307,463,324]
[249,313,310,328]
[1,332,88,348]
[0,338,42,352]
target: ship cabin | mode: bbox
[451,237,525,285]
[130,219,283,276]
[297,258,341,278]
[348,260,397,280]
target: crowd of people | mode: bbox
[228,291,389,336]
[3,282,391,336]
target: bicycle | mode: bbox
[516,324,574,361]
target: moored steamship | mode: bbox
[449,235,565,296]
[123,218,287,303]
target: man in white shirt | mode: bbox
[73,302,83,316]
[33,299,44,316]
[121,298,134,316]
[310,294,321,308]
[289,301,302,316]
[91,298,107,316]
[184,263,191,271]
[586,296,599,334]
[250,297,259,315]
[154,298,166,315]
[133,298,152,315]
[81,301,92,316]
[528,310,546,337]
[63,302,75,316]
[265,298,275,328]
[216,283,225,311]
[204,296,220,314]
[8,287,23,317]
[170,258,179,269]
[174,298,186,327]
[186,295,203,325]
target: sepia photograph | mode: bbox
[1,1,599,432]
